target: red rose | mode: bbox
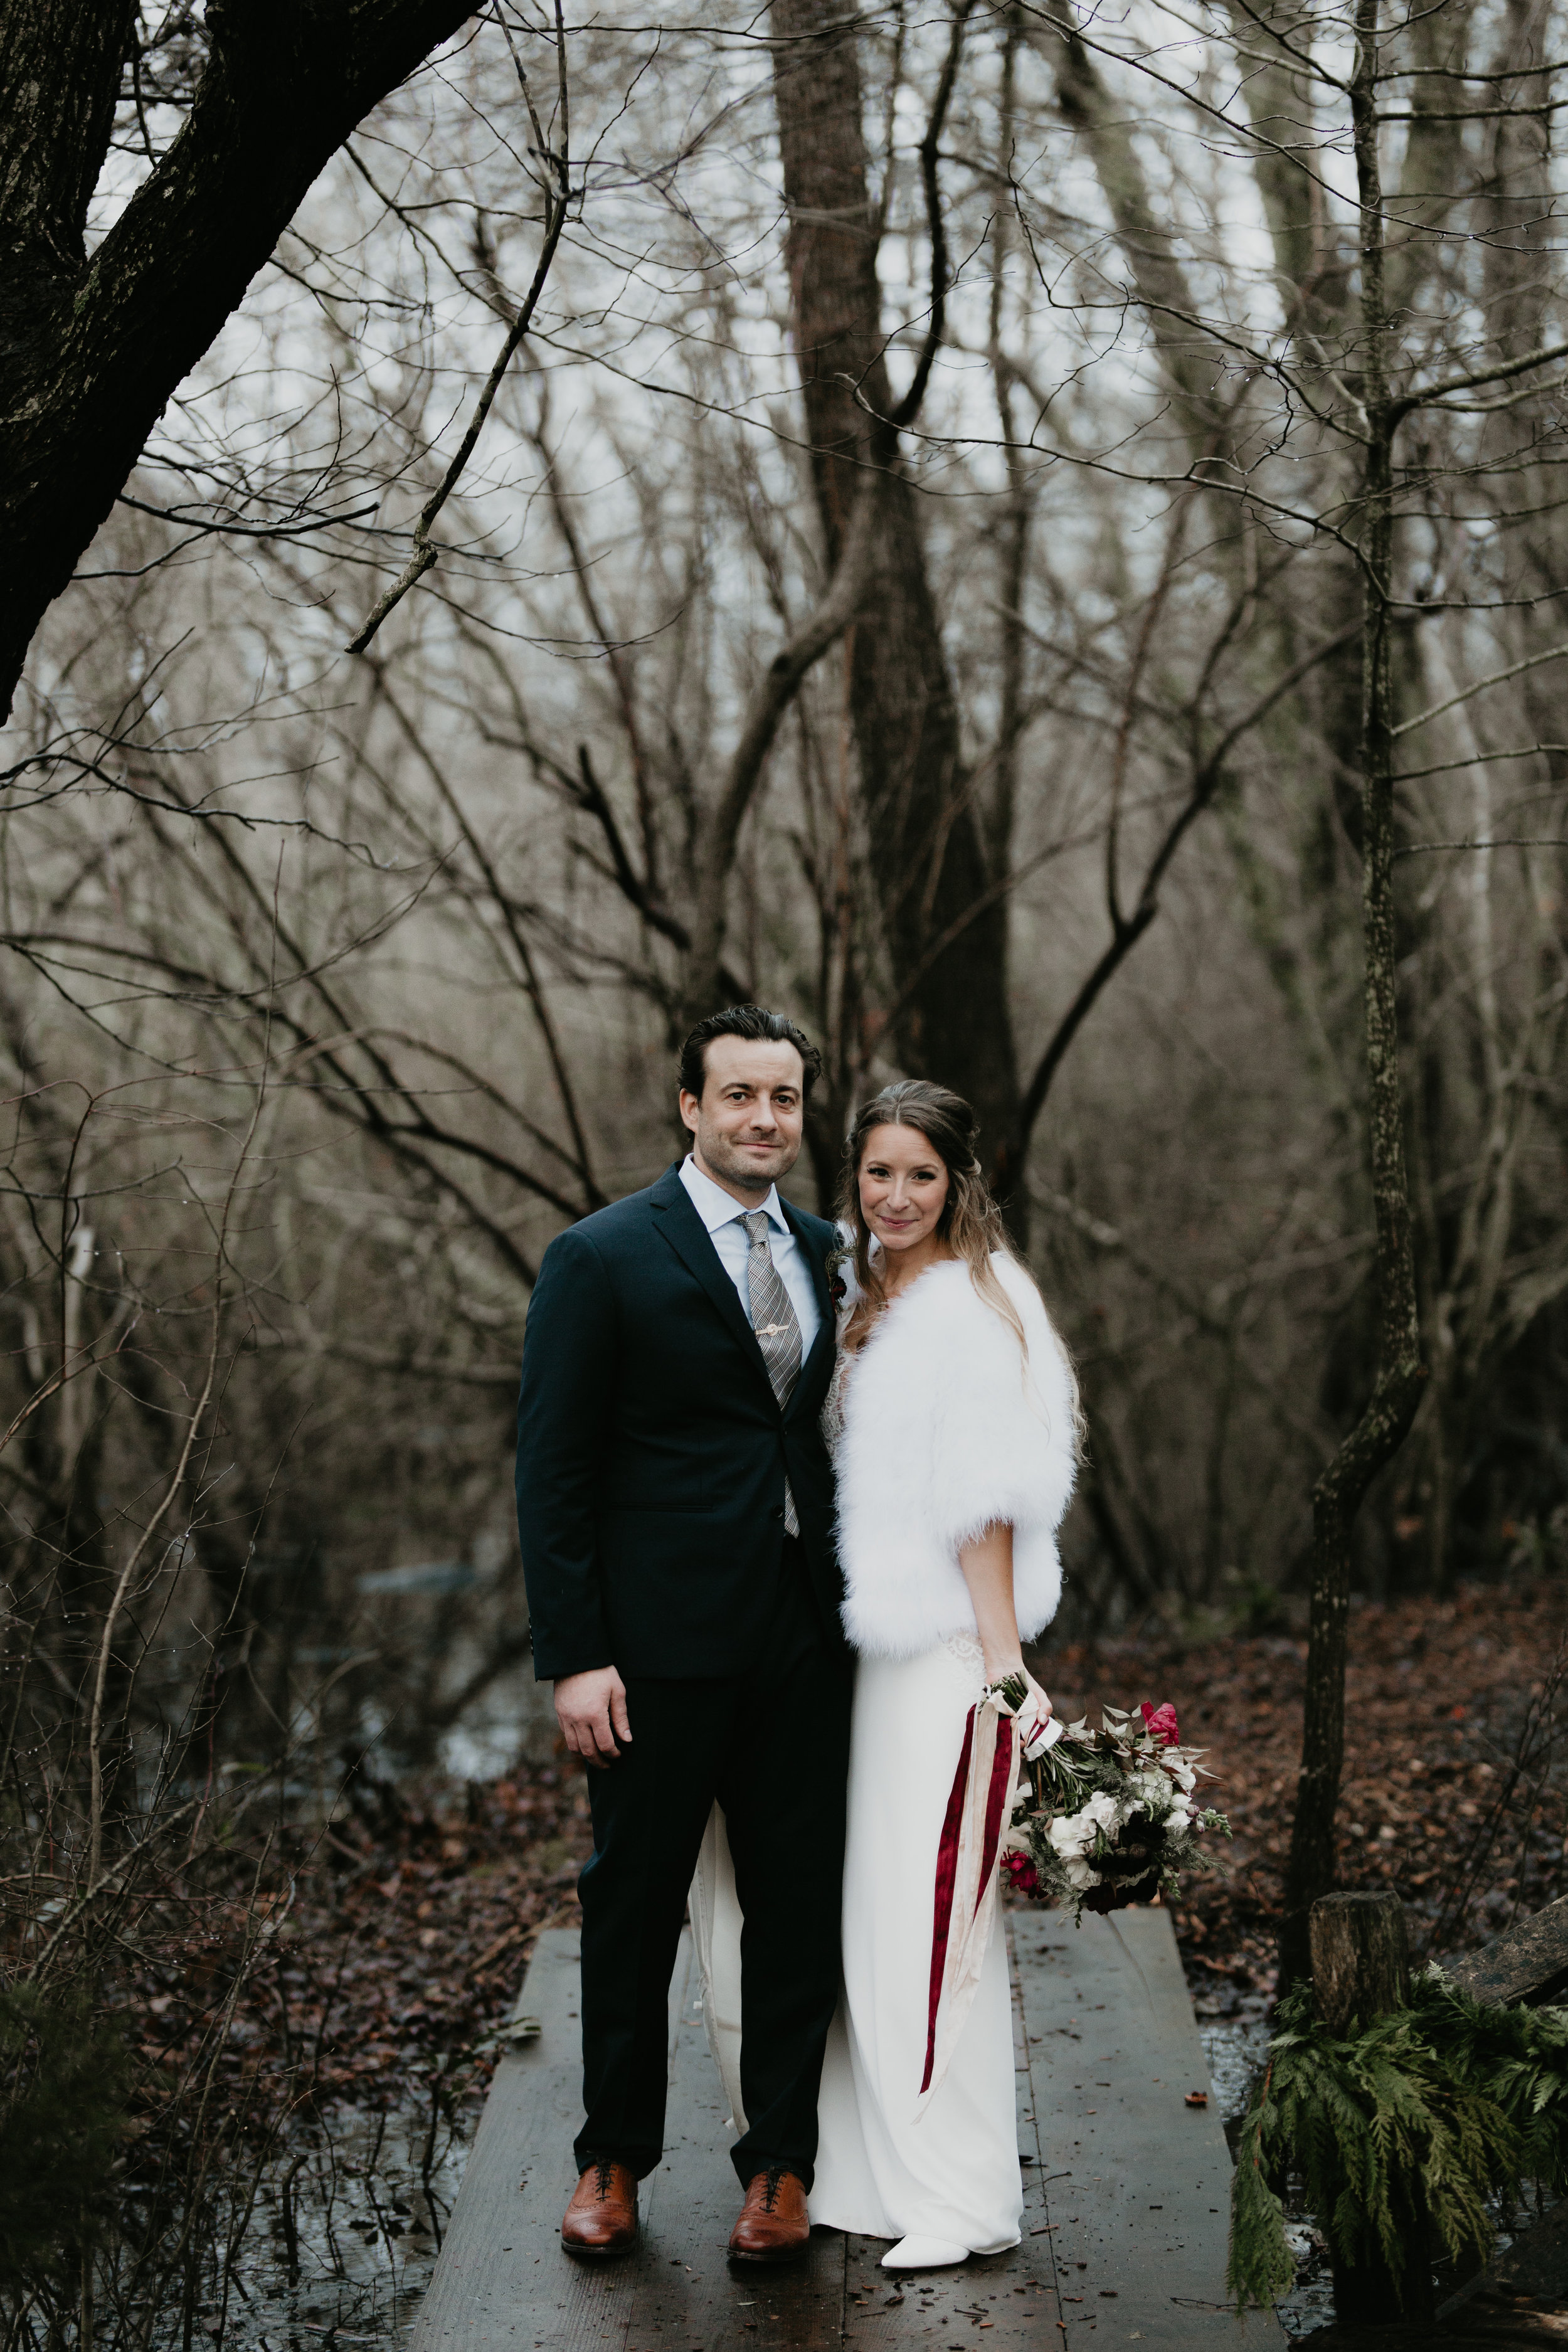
[1002,1851,1040,1897]
[1140,1700,1180,1746]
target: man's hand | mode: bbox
[554,1666,632,1767]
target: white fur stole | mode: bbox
[835,1254,1077,1660]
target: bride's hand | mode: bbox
[1000,1666,1054,1757]
[985,1658,1054,1731]
[985,1655,1051,1704]
[1019,1668,1053,1730]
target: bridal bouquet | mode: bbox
[988,1682,1231,1922]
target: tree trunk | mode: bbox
[1277,0,1426,1994]
[1030,4,1232,467]
[1310,1890,1409,2036]
[768,1,1018,1165]
[1310,1893,1433,2323]
[0,0,478,719]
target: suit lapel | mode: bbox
[650,1164,776,1402]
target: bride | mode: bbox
[694,1079,1079,2272]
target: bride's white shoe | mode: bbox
[881,2235,970,2270]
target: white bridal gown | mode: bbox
[691,1352,1022,2260]
[809,1626,1022,2254]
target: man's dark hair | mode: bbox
[678,1005,824,1102]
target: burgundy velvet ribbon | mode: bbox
[977,1721,1015,1916]
[921,1703,977,2096]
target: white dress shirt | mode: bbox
[678,1153,823,1357]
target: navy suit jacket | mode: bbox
[515,1161,846,1680]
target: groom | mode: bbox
[515,1005,850,2264]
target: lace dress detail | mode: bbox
[943,1629,985,1677]
[820,1345,854,1462]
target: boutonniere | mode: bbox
[824,1244,850,1309]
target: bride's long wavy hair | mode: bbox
[838,1082,1084,1444]
[836,1081,1029,1350]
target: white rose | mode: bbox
[1047,1813,1091,1858]
[1052,1791,1120,1858]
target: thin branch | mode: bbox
[1395,744,1568,781]
[1395,835,1568,857]
[886,0,977,440]
[686,474,881,1015]
[347,1,571,654]
[993,616,1363,1192]
[1392,639,1568,738]
[87,1037,269,1883]
[364,669,607,1205]
[1392,336,1568,420]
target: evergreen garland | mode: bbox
[1228,1969,1568,2313]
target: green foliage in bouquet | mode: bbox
[1228,1971,1568,2312]
[996,1686,1231,1920]
[1020,1780,1229,1910]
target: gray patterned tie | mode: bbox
[743,1210,803,1537]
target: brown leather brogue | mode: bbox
[561,2158,638,2257]
[728,2165,810,2263]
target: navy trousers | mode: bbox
[574,1545,852,2186]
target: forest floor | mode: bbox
[127,1572,1568,2149]
[121,1765,594,2149]
[98,1573,1568,2344]
[1036,1569,1568,2020]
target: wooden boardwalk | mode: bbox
[411,1914,1283,2352]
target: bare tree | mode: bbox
[2,0,1564,1867]
[769,0,1020,1169]
[0,0,595,716]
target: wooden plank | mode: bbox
[410,1929,845,2352]
[837,1919,1061,2352]
[607,1948,846,2352]
[416,1909,1279,2352]
[411,1925,595,2351]
[1012,1904,1285,2346]
[1443,1895,1568,2008]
